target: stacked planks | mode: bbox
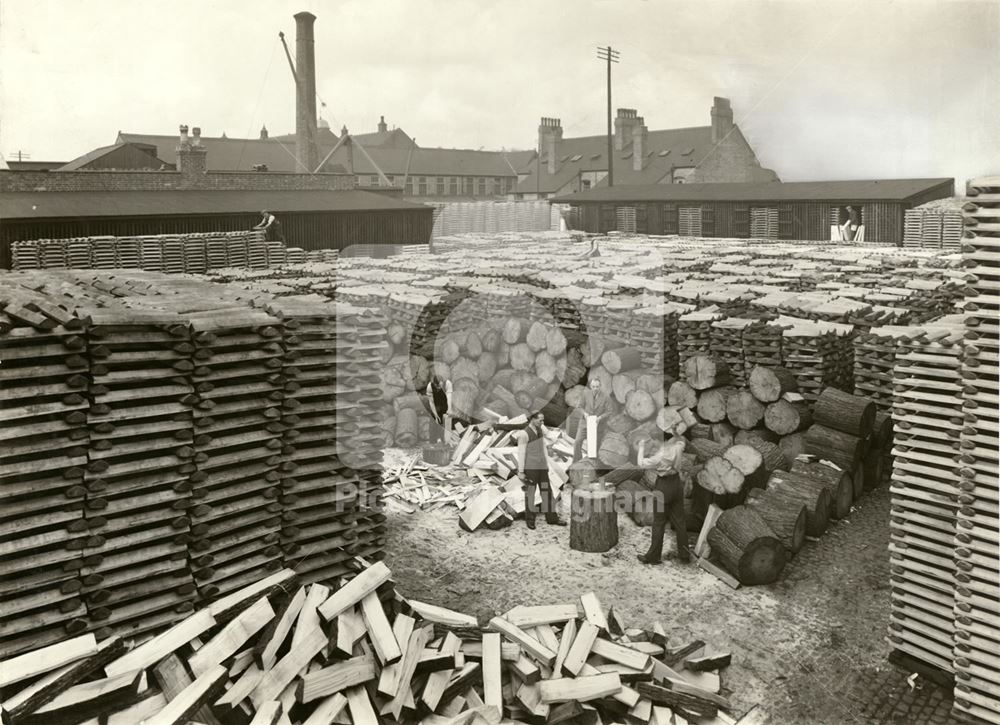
[0,561,739,725]
[953,178,1000,724]
[0,285,92,659]
[887,320,965,675]
[81,307,199,643]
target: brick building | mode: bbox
[516,97,779,199]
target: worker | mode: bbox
[253,210,285,242]
[573,377,614,461]
[425,375,453,442]
[485,412,565,529]
[840,206,860,241]
[581,238,601,258]
[635,433,690,565]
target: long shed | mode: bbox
[0,188,433,268]
[555,178,954,244]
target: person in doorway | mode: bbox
[254,210,285,242]
[425,375,453,442]
[486,412,565,529]
[841,206,860,241]
[573,377,614,461]
[635,433,690,564]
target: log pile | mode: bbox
[10,231,285,273]
[952,179,1000,725]
[0,273,387,657]
[0,561,742,725]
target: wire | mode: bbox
[237,37,279,170]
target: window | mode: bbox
[477,178,486,196]
[370,175,380,186]
[418,176,428,195]
[405,177,414,195]
[463,177,473,196]
[582,179,592,191]
[386,175,395,185]
[494,177,503,195]
[570,154,582,162]
[448,177,457,195]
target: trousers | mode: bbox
[645,473,689,562]
[523,470,556,523]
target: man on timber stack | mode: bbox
[487,412,565,529]
[573,377,614,461]
[636,432,690,564]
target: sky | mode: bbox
[1,0,998,187]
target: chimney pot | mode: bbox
[614,108,640,151]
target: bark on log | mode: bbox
[710,422,737,447]
[563,348,587,388]
[707,506,787,585]
[763,471,831,537]
[763,399,811,435]
[872,411,893,450]
[804,424,866,471]
[740,438,788,473]
[726,392,765,430]
[602,347,643,375]
[748,366,799,403]
[813,388,875,437]
[778,433,804,462]
[541,390,569,427]
[569,488,619,553]
[683,356,733,391]
[696,386,737,423]
[789,459,853,520]
[689,438,726,463]
[667,381,698,409]
[735,428,780,446]
[863,445,884,492]
[743,490,806,554]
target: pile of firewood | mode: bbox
[0,561,740,725]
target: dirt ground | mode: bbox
[383,470,898,725]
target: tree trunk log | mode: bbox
[526,321,550,352]
[813,388,875,437]
[764,471,831,537]
[598,432,630,468]
[778,432,805,462]
[668,381,698,408]
[509,343,536,371]
[625,389,656,421]
[804,424,866,471]
[563,348,586,388]
[872,411,893,450]
[616,480,656,527]
[764,399,811,435]
[569,459,601,488]
[541,389,569,427]
[748,366,799,403]
[689,438,726,462]
[696,386,737,423]
[710,422,737,447]
[570,488,619,553]
[735,428,780,446]
[612,370,644,404]
[789,460,853,520]
[503,317,530,345]
[708,506,787,584]
[727,391,765,430]
[545,327,568,356]
[394,408,419,447]
[602,347,643,374]
[863,445,883,492]
[683,356,733,391]
[464,331,483,359]
[740,438,788,473]
[743,490,806,554]
[723,444,766,490]
[698,457,744,495]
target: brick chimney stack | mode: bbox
[711,97,734,143]
[260,125,269,140]
[378,115,388,133]
[614,108,640,152]
[294,11,319,173]
[631,117,647,172]
[176,124,207,184]
[537,117,562,175]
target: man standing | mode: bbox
[488,412,565,529]
[635,434,690,564]
[573,377,614,461]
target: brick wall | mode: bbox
[686,126,780,184]
[0,169,356,193]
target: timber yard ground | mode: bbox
[385,462,961,725]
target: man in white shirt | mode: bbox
[635,435,690,564]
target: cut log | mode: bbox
[790,459,853,520]
[872,410,893,450]
[503,318,530,345]
[726,392,765,430]
[598,432,630,468]
[526,322,550,352]
[803,424,866,471]
[624,389,656,422]
[812,388,875,437]
[697,458,744,496]
[778,432,805,462]
[763,471,831,537]
[743,489,806,554]
[741,438,788,473]
[569,488,619,553]
[688,438,726,464]
[710,422,737,447]
[696,386,737,423]
[748,366,798,403]
[763,399,811,435]
[602,347,643,375]
[539,674,623,704]
[509,343,536,372]
[707,506,787,585]
[546,327,568,356]
[683,356,732,391]
[655,406,687,435]
[667,381,698,409]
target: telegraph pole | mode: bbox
[596,46,619,187]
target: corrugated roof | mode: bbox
[554,178,955,204]
[1,189,430,220]
[58,142,166,171]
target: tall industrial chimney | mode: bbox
[294,11,319,173]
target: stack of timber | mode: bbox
[81,308,199,643]
[887,321,965,677]
[776,316,854,402]
[11,231,269,273]
[953,178,1000,724]
[708,319,752,387]
[677,311,723,374]
[0,286,91,659]
[853,326,914,413]
[0,561,742,725]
